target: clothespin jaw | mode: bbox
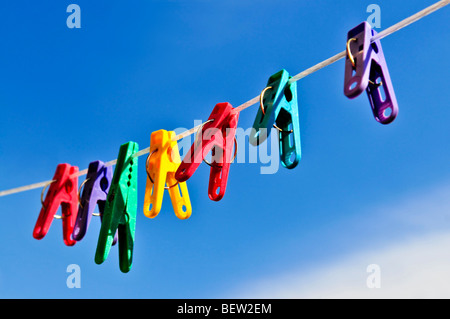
[33,163,79,246]
[144,130,192,220]
[95,142,139,273]
[175,102,239,201]
[344,21,398,124]
[249,69,302,169]
[73,161,117,245]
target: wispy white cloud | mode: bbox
[232,183,450,299]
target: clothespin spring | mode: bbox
[76,178,101,216]
[260,86,294,134]
[346,37,383,87]
[41,180,65,219]
[146,150,179,190]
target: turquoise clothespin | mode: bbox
[249,69,301,169]
[95,141,139,273]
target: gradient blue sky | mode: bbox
[0,1,449,298]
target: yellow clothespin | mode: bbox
[144,130,192,219]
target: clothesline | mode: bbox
[0,0,448,198]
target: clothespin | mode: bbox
[33,163,79,246]
[175,102,239,201]
[72,160,117,245]
[344,21,398,124]
[95,141,139,273]
[249,69,301,169]
[143,130,192,220]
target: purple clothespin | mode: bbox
[73,160,117,245]
[344,21,398,124]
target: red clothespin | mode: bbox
[33,163,79,246]
[175,102,239,201]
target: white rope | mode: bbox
[373,0,450,42]
[0,180,56,197]
[230,0,450,111]
[0,0,448,198]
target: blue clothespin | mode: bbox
[72,160,117,245]
[249,69,302,169]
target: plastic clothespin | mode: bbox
[33,163,79,246]
[143,130,192,220]
[95,141,139,273]
[344,21,398,124]
[72,160,117,245]
[249,69,301,169]
[175,102,239,201]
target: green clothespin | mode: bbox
[95,141,139,273]
[249,69,301,169]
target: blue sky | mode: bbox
[0,0,449,298]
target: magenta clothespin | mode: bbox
[72,161,117,245]
[344,21,398,124]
